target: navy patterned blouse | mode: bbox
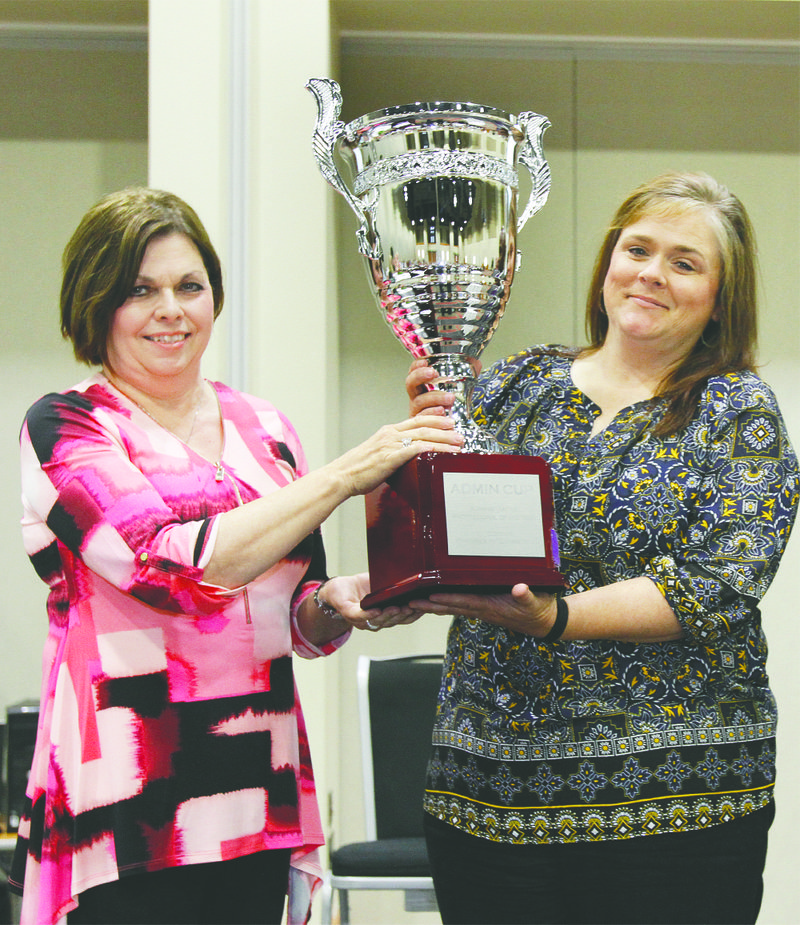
[424,347,799,844]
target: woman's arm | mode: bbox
[407,377,800,646]
[404,358,682,643]
[408,576,682,643]
[203,415,463,589]
[22,391,463,603]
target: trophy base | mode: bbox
[361,452,564,609]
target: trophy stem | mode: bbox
[427,356,501,454]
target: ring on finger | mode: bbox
[366,620,379,630]
[401,437,413,448]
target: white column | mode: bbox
[148,0,231,381]
[148,3,339,904]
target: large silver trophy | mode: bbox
[307,77,563,606]
[307,77,550,451]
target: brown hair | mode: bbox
[61,188,224,366]
[584,172,758,436]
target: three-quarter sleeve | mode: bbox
[22,391,238,615]
[646,376,799,644]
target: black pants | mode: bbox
[424,803,773,925]
[66,848,292,925]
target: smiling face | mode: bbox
[602,208,721,361]
[105,233,215,393]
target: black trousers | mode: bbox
[66,848,292,925]
[424,803,774,925]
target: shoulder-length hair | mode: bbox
[584,172,758,436]
[61,187,224,366]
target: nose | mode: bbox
[638,257,666,287]
[154,289,184,319]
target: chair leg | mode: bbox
[339,888,350,925]
[319,874,333,925]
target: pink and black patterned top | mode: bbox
[10,372,348,925]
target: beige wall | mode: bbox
[0,43,148,716]
[1,3,799,925]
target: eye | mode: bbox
[180,279,206,293]
[674,259,697,273]
[627,245,648,257]
[130,284,150,298]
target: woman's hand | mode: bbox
[327,413,464,497]
[301,573,422,645]
[406,359,454,417]
[325,573,423,630]
[405,358,482,417]
[407,584,559,637]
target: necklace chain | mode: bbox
[105,375,226,481]
[183,404,201,444]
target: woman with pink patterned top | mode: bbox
[8,188,464,925]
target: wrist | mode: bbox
[542,595,569,642]
[314,581,347,625]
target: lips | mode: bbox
[627,293,668,309]
[145,333,190,345]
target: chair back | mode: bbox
[357,654,444,841]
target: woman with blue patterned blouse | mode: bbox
[406,173,799,925]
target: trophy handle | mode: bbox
[306,77,380,259]
[515,112,552,233]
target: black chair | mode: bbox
[0,869,10,925]
[320,654,443,924]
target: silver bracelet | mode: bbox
[314,582,346,622]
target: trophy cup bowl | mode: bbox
[307,77,564,606]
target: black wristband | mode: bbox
[542,596,568,642]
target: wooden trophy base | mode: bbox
[361,451,564,609]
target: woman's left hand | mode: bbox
[407,583,559,637]
[322,573,424,632]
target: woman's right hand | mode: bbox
[406,358,482,417]
[329,413,464,497]
[406,359,453,417]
